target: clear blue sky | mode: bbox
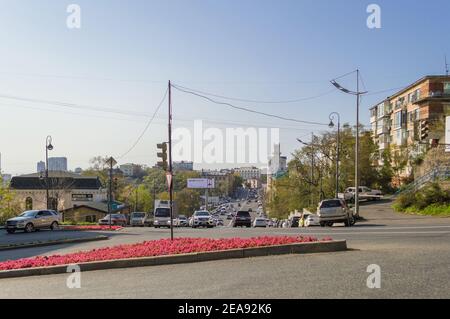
[0,0,449,175]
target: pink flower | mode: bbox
[0,236,332,271]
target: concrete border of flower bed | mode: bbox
[0,235,109,252]
[0,240,347,279]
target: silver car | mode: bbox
[6,210,62,234]
[317,199,355,227]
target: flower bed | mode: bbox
[61,225,123,231]
[0,236,331,271]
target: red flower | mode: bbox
[0,236,332,271]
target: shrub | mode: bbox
[393,182,450,213]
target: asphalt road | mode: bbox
[0,199,449,298]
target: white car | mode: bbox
[190,211,215,228]
[305,214,320,227]
[253,218,267,228]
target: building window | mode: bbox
[444,83,450,95]
[25,197,33,210]
[393,112,402,129]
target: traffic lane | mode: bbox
[0,229,111,246]
[1,242,449,299]
[1,225,449,262]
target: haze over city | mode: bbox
[1,0,449,175]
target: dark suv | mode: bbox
[232,211,252,228]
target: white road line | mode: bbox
[276,231,450,236]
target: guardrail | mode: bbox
[396,166,450,195]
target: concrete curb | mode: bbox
[0,235,109,251]
[0,240,347,279]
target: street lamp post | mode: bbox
[45,136,54,209]
[329,112,341,199]
[331,70,367,218]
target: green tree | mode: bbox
[0,178,21,225]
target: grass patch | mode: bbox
[402,204,450,217]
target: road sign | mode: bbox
[187,178,215,189]
[166,172,173,188]
[107,157,117,167]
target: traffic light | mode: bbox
[157,143,168,171]
[113,177,119,192]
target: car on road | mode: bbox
[190,211,215,228]
[99,214,128,226]
[289,216,301,228]
[175,215,189,227]
[317,199,355,227]
[130,212,152,227]
[232,211,252,228]
[305,214,320,227]
[5,210,61,234]
[253,217,267,228]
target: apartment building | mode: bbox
[234,167,261,180]
[370,75,450,176]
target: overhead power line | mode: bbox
[171,84,329,126]
[0,94,151,117]
[172,83,337,104]
[117,88,169,159]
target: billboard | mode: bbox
[446,116,450,152]
[187,178,215,189]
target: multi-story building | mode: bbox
[267,144,288,192]
[37,161,45,173]
[234,167,261,180]
[370,75,450,179]
[173,161,194,171]
[48,157,68,171]
[37,158,68,172]
[119,164,135,177]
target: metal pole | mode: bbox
[336,118,340,198]
[355,70,360,218]
[46,144,49,209]
[168,81,174,241]
[311,133,314,207]
[109,159,113,229]
[135,186,138,211]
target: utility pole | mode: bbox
[330,71,367,218]
[310,133,315,207]
[168,81,174,241]
[135,185,138,212]
[355,70,360,218]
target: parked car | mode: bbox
[253,217,267,228]
[190,211,215,228]
[99,214,128,226]
[130,212,151,227]
[5,210,61,234]
[317,199,355,227]
[305,214,320,227]
[338,186,383,202]
[232,211,252,228]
